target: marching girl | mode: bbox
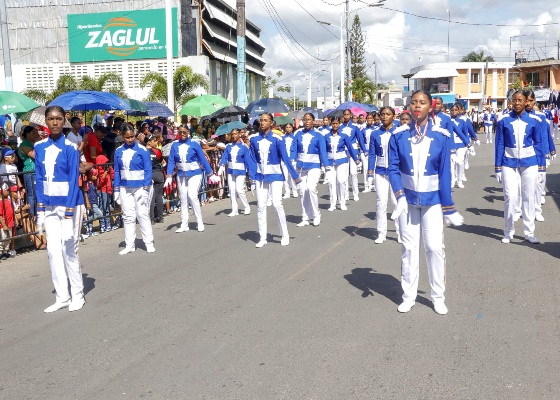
[399,111,412,126]
[458,102,480,175]
[144,133,165,224]
[113,124,155,255]
[367,106,401,244]
[449,103,473,189]
[281,123,298,198]
[360,113,379,193]
[388,90,464,315]
[218,128,253,217]
[483,108,495,143]
[340,109,366,201]
[291,113,329,227]
[325,117,359,211]
[165,124,221,233]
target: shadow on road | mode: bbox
[465,207,503,218]
[238,230,260,243]
[83,273,95,295]
[342,225,376,240]
[449,223,503,241]
[511,240,560,259]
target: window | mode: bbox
[471,72,479,84]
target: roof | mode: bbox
[515,59,560,69]
[411,68,459,79]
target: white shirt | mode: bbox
[66,131,82,146]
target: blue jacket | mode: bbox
[339,121,366,153]
[249,131,300,182]
[114,142,152,189]
[495,110,545,172]
[219,142,253,175]
[368,124,401,175]
[361,124,379,152]
[459,115,477,140]
[325,133,358,166]
[483,112,496,126]
[166,138,213,177]
[282,133,297,161]
[388,121,456,215]
[291,128,329,170]
[450,116,471,149]
[35,135,84,217]
[318,126,331,137]
[530,110,556,156]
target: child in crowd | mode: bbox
[0,183,16,259]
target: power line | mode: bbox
[293,0,338,39]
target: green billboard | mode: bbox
[68,8,178,63]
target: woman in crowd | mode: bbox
[18,126,40,217]
[113,124,155,255]
[281,123,298,199]
[165,124,220,233]
[144,133,165,224]
[388,90,464,315]
[399,111,411,126]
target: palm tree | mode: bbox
[350,76,377,103]
[461,50,495,62]
[23,74,78,104]
[140,65,209,111]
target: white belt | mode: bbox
[44,181,69,197]
[328,151,347,160]
[504,146,536,159]
[454,135,464,144]
[298,153,320,163]
[121,169,145,181]
[378,155,388,168]
[177,161,200,171]
[228,161,245,170]
[401,173,439,192]
[257,164,282,175]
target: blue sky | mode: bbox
[245,0,560,98]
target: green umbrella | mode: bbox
[179,95,232,117]
[0,91,39,115]
[274,116,294,125]
[123,98,148,112]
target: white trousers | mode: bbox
[327,162,349,207]
[45,205,84,303]
[177,174,203,228]
[281,160,297,195]
[256,180,288,242]
[360,152,369,188]
[451,147,467,184]
[398,204,446,304]
[228,173,249,213]
[375,174,399,238]
[120,186,154,249]
[534,159,550,214]
[484,125,492,142]
[347,156,360,197]
[502,165,537,238]
[299,168,321,221]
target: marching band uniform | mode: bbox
[450,114,472,188]
[495,110,545,243]
[114,141,155,254]
[281,131,298,198]
[459,112,479,174]
[325,130,358,211]
[340,120,366,201]
[483,110,496,143]
[219,141,253,217]
[249,130,301,247]
[361,123,378,192]
[291,127,329,226]
[35,134,85,312]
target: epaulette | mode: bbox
[272,133,283,140]
[393,124,409,134]
[432,126,451,137]
[528,113,542,123]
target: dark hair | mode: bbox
[260,112,274,122]
[45,105,65,117]
[303,112,315,121]
[144,133,156,145]
[121,123,135,136]
[379,106,395,115]
[412,90,433,104]
[522,89,535,100]
[70,116,81,124]
[284,122,294,130]
[94,125,107,135]
[433,95,443,103]
[512,90,527,99]
[21,125,36,138]
[330,116,341,123]
[451,103,462,110]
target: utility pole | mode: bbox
[374,62,377,106]
[346,0,352,102]
[236,0,247,107]
[307,69,312,107]
[0,0,13,91]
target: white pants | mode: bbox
[327,163,349,207]
[535,159,550,214]
[120,186,154,249]
[360,152,370,188]
[256,180,288,242]
[44,205,84,303]
[484,125,492,142]
[451,147,467,184]
[398,204,446,304]
[347,156,360,197]
[299,168,321,221]
[375,174,399,238]
[177,174,203,228]
[228,173,249,213]
[502,165,537,238]
[281,160,297,195]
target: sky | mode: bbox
[244,0,560,100]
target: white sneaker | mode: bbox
[501,237,511,244]
[281,236,289,246]
[535,213,545,222]
[525,235,539,244]
[328,206,336,212]
[197,223,205,232]
[340,204,348,211]
[397,302,415,313]
[292,191,299,198]
[433,302,448,315]
[255,240,267,248]
[541,196,545,204]
[462,176,467,181]
[297,220,310,227]
[362,187,371,193]
[119,247,136,255]
[244,208,251,215]
[175,226,189,233]
[228,211,239,217]
[513,212,521,222]
[397,236,402,244]
[374,236,386,244]
[267,199,273,207]
[353,194,360,202]
[313,216,321,226]
[451,181,457,188]
[146,243,155,253]
[69,297,85,312]
[44,300,71,313]
[283,193,290,199]
[457,182,465,189]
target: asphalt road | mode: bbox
[1,140,559,400]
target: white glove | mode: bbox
[164,176,173,188]
[391,197,408,221]
[475,139,481,146]
[444,212,464,227]
[355,160,362,173]
[551,153,556,162]
[218,165,225,176]
[468,146,476,156]
[208,174,221,184]
[36,211,45,236]
[537,172,545,183]
[367,176,374,186]
[495,172,502,183]
[114,191,121,205]
[250,181,256,195]
[325,165,333,172]
[297,180,307,196]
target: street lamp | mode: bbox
[446,9,450,63]
[318,20,345,105]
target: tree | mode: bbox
[261,71,291,97]
[350,76,376,103]
[461,50,495,62]
[140,65,209,110]
[349,15,367,81]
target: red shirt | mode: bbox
[0,197,14,228]
[95,155,114,194]
[84,132,103,164]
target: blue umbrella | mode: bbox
[336,101,365,111]
[216,121,248,136]
[125,101,174,117]
[361,103,379,112]
[49,90,130,111]
[246,98,291,117]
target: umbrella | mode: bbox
[336,101,365,111]
[179,95,232,117]
[0,91,39,114]
[289,107,324,120]
[362,103,379,112]
[216,121,248,136]
[349,107,367,117]
[125,101,174,117]
[49,90,130,111]
[123,98,148,112]
[246,98,291,117]
[208,105,245,119]
[326,109,344,119]
[28,105,71,128]
[274,116,294,125]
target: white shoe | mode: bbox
[175,226,189,233]
[44,300,71,313]
[374,236,386,244]
[228,211,239,217]
[451,181,457,188]
[525,235,539,244]
[146,243,155,253]
[281,236,289,246]
[244,208,251,215]
[292,191,299,198]
[69,297,85,312]
[353,194,360,201]
[397,236,402,244]
[197,223,205,232]
[535,213,545,222]
[255,240,267,248]
[328,206,336,212]
[297,220,310,227]
[340,204,347,211]
[119,247,135,255]
[541,196,545,204]
[362,187,371,193]
[464,162,469,170]
[283,193,290,199]
[433,302,448,315]
[513,212,521,222]
[462,176,467,181]
[397,302,415,313]
[267,199,273,207]
[501,237,511,244]
[313,216,321,226]
[457,182,465,189]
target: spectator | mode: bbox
[84,123,103,164]
[18,125,40,216]
[0,147,22,189]
[0,182,16,259]
[68,117,84,153]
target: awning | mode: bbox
[432,93,457,104]
[411,68,459,79]
[202,39,266,77]
[202,20,265,65]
